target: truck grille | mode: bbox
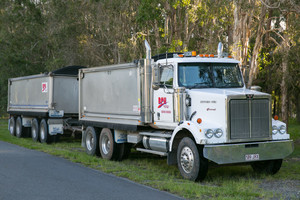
[229,99,270,140]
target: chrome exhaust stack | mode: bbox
[143,40,152,123]
[217,42,223,58]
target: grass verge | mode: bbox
[0,119,299,199]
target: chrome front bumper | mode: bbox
[203,140,294,164]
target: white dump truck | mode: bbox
[8,66,84,143]
[79,41,293,181]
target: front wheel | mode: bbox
[177,137,208,181]
[251,159,282,175]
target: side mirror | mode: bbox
[152,64,160,90]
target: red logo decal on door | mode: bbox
[158,97,167,108]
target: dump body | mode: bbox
[79,63,145,128]
[8,74,79,116]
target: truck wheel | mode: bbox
[31,118,39,142]
[39,119,50,144]
[251,159,282,175]
[9,116,16,136]
[15,117,23,138]
[84,126,99,156]
[122,143,132,160]
[114,143,132,161]
[177,137,208,181]
[99,128,117,160]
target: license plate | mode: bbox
[245,154,259,161]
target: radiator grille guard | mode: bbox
[229,98,270,141]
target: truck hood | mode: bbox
[186,88,270,98]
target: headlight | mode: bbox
[272,125,278,135]
[279,125,286,134]
[205,129,213,138]
[214,129,223,138]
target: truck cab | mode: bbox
[150,48,293,181]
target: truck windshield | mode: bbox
[178,63,244,88]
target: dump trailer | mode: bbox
[79,41,293,181]
[8,66,84,143]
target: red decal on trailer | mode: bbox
[42,82,48,93]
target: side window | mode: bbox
[160,65,173,88]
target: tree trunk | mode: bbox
[280,15,289,125]
[247,3,267,87]
[297,92,300,123]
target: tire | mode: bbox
[122,143,132,160]
[114,143,132,161]
[251,159,283,175]
[99,128,119,160]
[39,119,50,144]
[84,126,100,156]
[177,137,208,181]
[31,118,39,142]
[9,116,16,136]
[15,117,23,138]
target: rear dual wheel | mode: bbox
[39,119,51,144]
[251,159,282,175]
[9,116,29,138]
[31,118,39,142]
[84,127,131,161]
[9,116,16,136]
[15,117,23,138]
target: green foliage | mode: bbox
[0,0,299,120]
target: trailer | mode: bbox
[8,66,84,143]
[79,41,293,181]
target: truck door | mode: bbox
[153,65,174,123]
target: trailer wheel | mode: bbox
[31,118,39,142]
[251,159,282,175]
[99,128,117,160]
[15,117,23,138]
[84,126,99,156]
[9,116,16,136]
[177,137,208,181]
[39,119,50,144]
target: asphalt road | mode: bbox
[0,141,183,200]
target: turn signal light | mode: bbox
[274,115,279,120]
[197,118,202,124]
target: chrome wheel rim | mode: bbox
[180,147,194,174]
[101,134,110,155]
[86,132,94,151]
